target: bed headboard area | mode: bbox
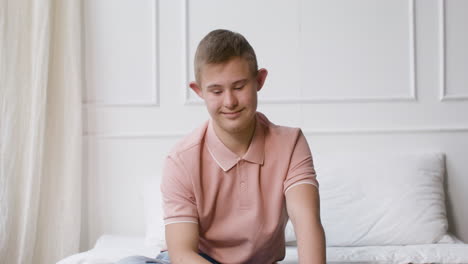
[82,130,468,250]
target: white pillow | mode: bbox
[286,152,448,246]
[149,152,448,247]
[144,175,166,248]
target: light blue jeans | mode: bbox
[115,251,219,264]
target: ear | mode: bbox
[255,68,268,92]
[189,81,204,99]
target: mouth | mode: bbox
[221,109,243,118]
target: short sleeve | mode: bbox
[160,155,198,225]
[283,130,319,194]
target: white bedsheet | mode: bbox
[57,234,468,264]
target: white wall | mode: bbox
[82,0,468,250]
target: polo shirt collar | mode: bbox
[206,114,265,172]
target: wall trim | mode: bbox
[83,0,160,107]
[439,0,468,101]
[183,0,191,104]
[441,95,468,101]
[185,96,417,105]
[183,0,417,104]
[84,126,468,139]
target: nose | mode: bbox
[223,90,238,109]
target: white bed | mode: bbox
[58,234,468,264]
[58,152,468,264]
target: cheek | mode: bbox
[205,98,222,112]
[244,90,257,104]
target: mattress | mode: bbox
[57,234,468,264]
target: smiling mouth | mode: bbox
[222,109,243,117]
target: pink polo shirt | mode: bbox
[161,112,318,264]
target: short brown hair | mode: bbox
[194,29,258,83]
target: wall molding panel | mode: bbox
[183,0,417,105]
[84,0,160,107]
[439,0,468,101]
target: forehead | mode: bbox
[199,57,252,87]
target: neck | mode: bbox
[213,118,256,158]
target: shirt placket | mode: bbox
[238,159,249,209]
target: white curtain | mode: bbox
[0,0,82,263]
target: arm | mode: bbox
[285,184,326,264]
[161,156,209,264]
[165,222,211,264]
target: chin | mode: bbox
[219,123,240,133]
[213,112,254,132]
[223,121,252,135]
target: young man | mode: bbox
[117,29,325,264]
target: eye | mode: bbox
[212,90,222,95]
[234,85,245,90]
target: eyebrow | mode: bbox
[232,79,248,86]
[206,84,222,90]
[206,79,249,90]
